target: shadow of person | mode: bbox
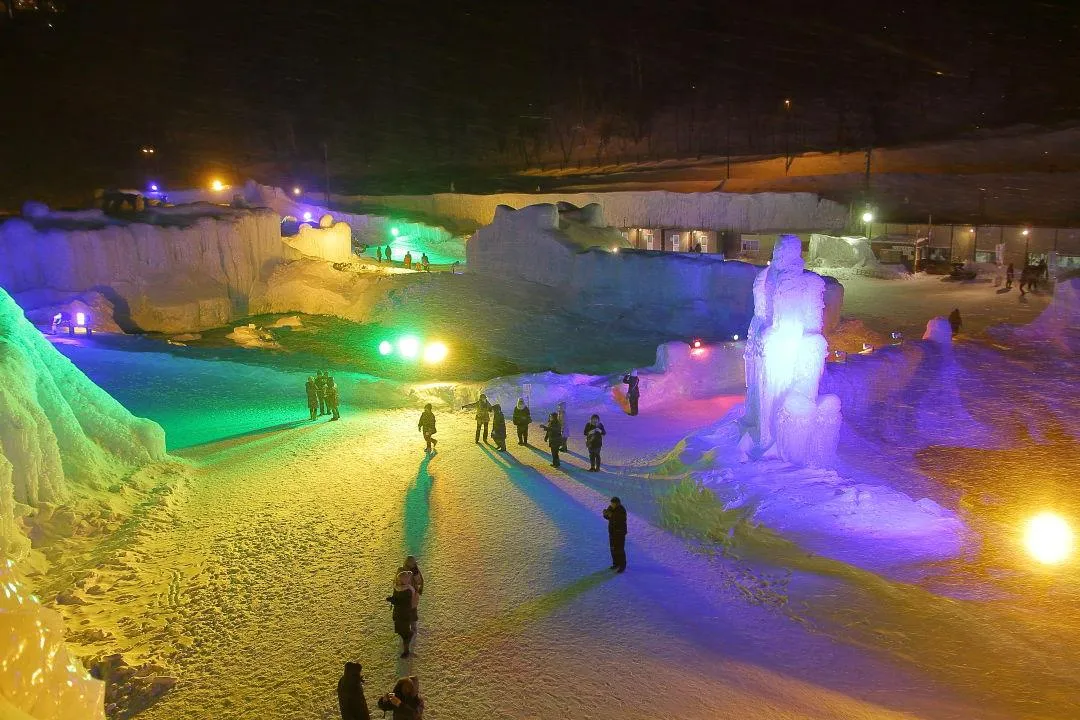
[403,454,435,556]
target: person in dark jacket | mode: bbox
[306,376,319,420]
[584,414,606,472]
[403,555,423,634]
[948,308,962,336]
[385,244,393,262]
[377,676,424,719]
[386,571,417,658]
[1005,262,1014,290]
[418,404,438,453]
[603,496,627,572]
[420,253,430,272]
[326,376,341,421]
[315,370,329,416]
[403,251,413,270]
[463,393,492,443]
[490,404,508,451]
[556,402,568,451]
[622,372,640,416]
[541,412,563,468]
[337,662,371,720]
[512,398,532,445]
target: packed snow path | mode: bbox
[103,408,988,720]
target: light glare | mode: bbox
[423,341,448,364]
[1024,512,1073,565]
[398,336,420,358]
[378,340,393,356]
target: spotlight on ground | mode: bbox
[1024,512,1073,565]
[423,341,448,364]
[378,340,393,356]
[398,336,420,359]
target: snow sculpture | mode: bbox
[742,235,841,467]
[0,559,105,720]
[922,316,953,345]
[0,287,166,561]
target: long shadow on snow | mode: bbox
[403,454,434,558]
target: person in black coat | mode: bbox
[326,377,341,421]
[305,376,319,420]
[948,308,962,336]
[387,571,417,658]
[1005,263,1014,290]
[512,398,532,445]
[418,404,438,453]
[602,496,627,572]
[490,404,508,451]
[622,372,640,416]
[541,412,563,468]
[583,414,606,472]
[377,676,424,720]
[337,662,371,720]
[315,370,329,415]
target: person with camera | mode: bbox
[603,496,628,573]
[336,662,371,720]
[622,372,640,416]
[583,414,606,472]
[377,676,424,719]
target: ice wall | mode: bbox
[343,189,848,233]
[742,235,842,467]
[282,220,354,263]
[0,206,285,333]
[0,560,105,720]
[0,287,166,561]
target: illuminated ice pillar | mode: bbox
[742,235,841,467]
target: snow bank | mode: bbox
[808,234,902,279]
[999,276,1080,353]
[13,290,123,334]
[282,220,354,263]
[344,188,848,233]
[0,207,285,333]
[0,288,165,561]
[249,259,406,323]
[0,560,105,720]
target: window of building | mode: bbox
[641,229,654,250]
[693,231,709,253]
[671,233,681,252]
[741,238,760,253]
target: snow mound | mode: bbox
[0,288,165,561]
[807,234,904,279]
[0,560,105,720]
[283,220,355,263]
[225,324,281,349]
[1000,276,1080,353]
[249,259,403,323]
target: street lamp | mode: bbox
[862,210,874,239]
[292,186,302,196]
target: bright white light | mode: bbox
[1022,229,1030,236]
[150,184,158,192]
[211,179,225,192]
[861,211,874,223]
[292,186,302,196]
[75,312,86,327]
[612,247,620,253]
[302,211,313,222]
[1024,512,1073,565]
[423,341,448,364]
[398,336,420,359]
[378,340,393,356]
[732,334,740,341]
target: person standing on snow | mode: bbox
[1005,263,1014,290]
[377,676,424,719]
[603,496,627,572]
[948,308,962,336]
[418,404,438,453]
[512,398,532,445]
[376,246,383,263]
[306,376,319,421]
[326,376,341,421]
[315,370,329,416]
[385,244,393,263]
[541,412,563,468]
[463,393,492,443]
[337,662,371,720]
[403,251,413,270]
[490,403,508,451]
[622,372,640,416]
[584,414,606,472]
[386,570,417,658]
[556,402,569,451]
[420,253,430,272]
[403,555,424,634]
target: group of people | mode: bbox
[374,245,430,272]
[306,370,340,421]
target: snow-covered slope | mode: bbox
[0,288,165,561]
[0,205,285,333]
[0,559,105,720]
[1001,276,1080,353]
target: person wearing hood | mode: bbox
[418,404,438,453]
[326,376,341,421]
[463,393,492,443]
[386,570,417,658]
[306,376,319,421]
[490,404,508,451]
[377,676,424,720]
[541,412,563,468]
[622,372,640,416]
[512,398,532,445]
[584,414,606,472]
[603,496,628,572]
[337,662,370,720]
[556,401,569,451]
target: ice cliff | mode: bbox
[0,287,165,562]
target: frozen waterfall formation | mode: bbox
[0,287,166,562]
[741,235,842,467]
[0,560,105,720]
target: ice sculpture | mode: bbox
[0,559,105,719]
[742,235,841,467]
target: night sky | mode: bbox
[2,0,1078,207]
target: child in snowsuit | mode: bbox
[326,376,340,421]
[541,413,563,468]
[584,414,606,472]
[491,404,508,451]
[512,398,531,445]
[418,404,438,452]
[305,377,319,420]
